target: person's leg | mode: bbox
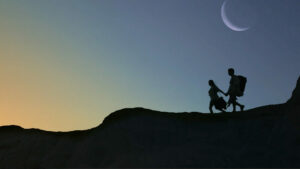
[227,102,231,109]
[232,102,237,112]
[236,102,245,111]
[231,95,237,112]
[227,97,232,108]
[209,100,214,114]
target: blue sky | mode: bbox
[0,0,299,131]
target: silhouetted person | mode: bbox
[225,68,245,112]
[208,80,226,114]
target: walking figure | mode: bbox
[225,68,246,112]
[208,80,227,114]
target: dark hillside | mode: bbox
[0,76,299,168]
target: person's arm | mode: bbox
[220,89,226,95]
[216,86,226,96]
[225,87,231,96]
[226,78,233,96]
[216,86,225,95]
[226,86,231,95]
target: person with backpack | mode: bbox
[225,68,246,112]
[208,80,227,114]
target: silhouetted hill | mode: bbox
[0,76,299,168]
[289,75,300,103]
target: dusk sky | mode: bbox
[0,0,299,131]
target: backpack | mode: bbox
[237,75,247,97]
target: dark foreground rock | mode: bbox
[0,76,299,168]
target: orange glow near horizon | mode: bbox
[0,3,129,131]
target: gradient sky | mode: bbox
[0,0,299,131]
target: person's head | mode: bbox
[208,80,215,87]
[228,68,235,76]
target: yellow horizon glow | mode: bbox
[0,4,129,131]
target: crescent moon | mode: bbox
[221,0,249,32]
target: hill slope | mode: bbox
[0,76,299,168]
